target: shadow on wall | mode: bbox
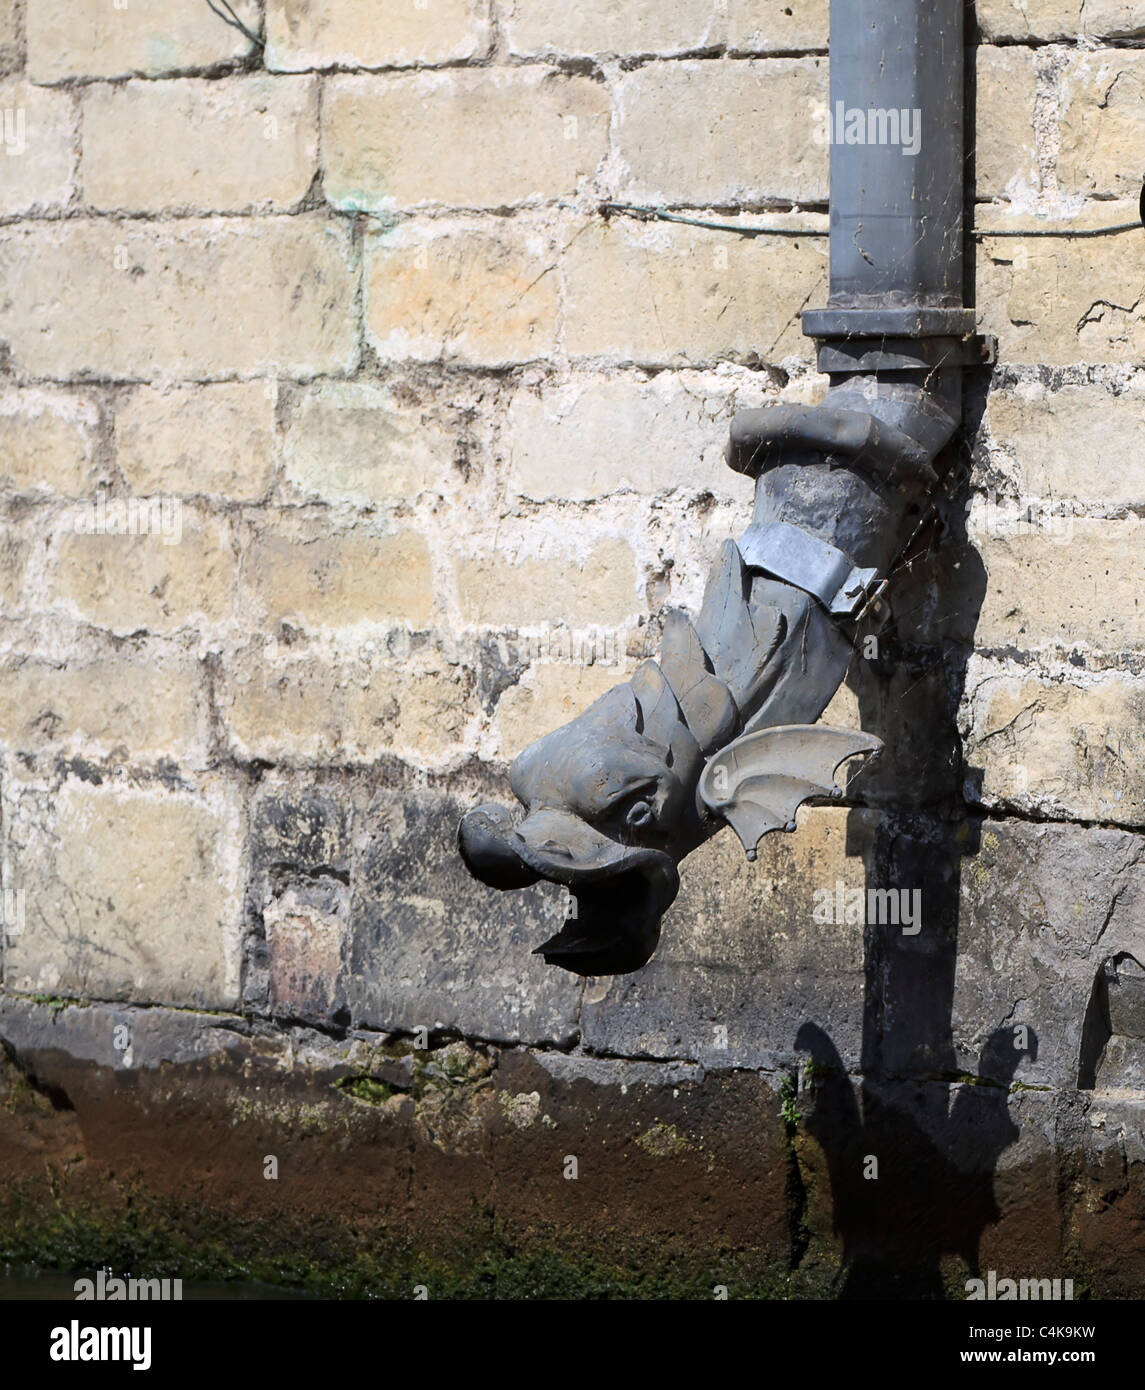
[792,379,1023,1297]
[796,1023,1032,1298]
[793,355,1145,1292]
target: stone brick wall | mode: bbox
[0,0,1144,1295]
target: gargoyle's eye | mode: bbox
[625,799,654,832]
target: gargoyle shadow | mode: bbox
[795,1021,1036,1298]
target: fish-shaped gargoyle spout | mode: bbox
[460,380,958,975]
[461,531,892,975]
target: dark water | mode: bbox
[0,1266,316,1300]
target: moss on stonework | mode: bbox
[25,994,79,1016]
[0,1176,1109,1300]
[779,1074,803,1129]
[335,1075,398,1105]
[635,1122,696,1157]
[0,1179,798,1300]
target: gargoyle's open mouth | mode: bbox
[458,804,679,977]
[532,859,679,976]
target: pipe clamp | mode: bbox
[739,521,879,618]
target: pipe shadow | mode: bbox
[789,387,1036,1296]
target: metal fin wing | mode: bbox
[698,724,883,859]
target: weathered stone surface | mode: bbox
[0,217,358,381]
[962,661,1145,827]
[0,995,419,1244]
[1059,51,1145,200]
[493,659,633,757]
[961,658,1145,822]
[222,648,473,765]
[977,0,1077,39]
[975,47,1040,202]
[506,0,723,56]
[616,59,827,206]
[347,789,582,1044]
[0,991,1137,1292]
[116,383,275,502]
[977,205,1145,364]
[1083,0,1145,35]
[0,992,797,1291]
[986,383,1145,507]
[0,524,30,614]
[365,219,559,367]
[282,381,455,507]
[52,508,235,636]
[794,1078,1068,1292]
[265,0,487,72]
[977,0,1145,40]
[27,0,258,82]
[563,217,826,365]
[490,1051,792,1256]
[953,819,1145,1089]
[0,645,209,765]
[4,775,245,1009]
[582,807,877,1070]
[455,536,639,628]
[245,518,435,632]
[264,880,349,1021]
[0,78,75,217]
[1095,959,1145,1090]
[250,782,353,883]
[0,0,19,73]
[244,781,354,1016]
[0,993,244,1073]
[83,77,318,214]
[581,810,1045,1091]
[974,1088,1071,1279]
[324,70,610,212]
[505,373,758,502]
[832,657,965,810]
[1075,1092,1145,1295]
[728,0,828,51]
[971,514,1145,654]
[0,390,99,495]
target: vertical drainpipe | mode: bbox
[802,0,983,427]
[825,0,966,316]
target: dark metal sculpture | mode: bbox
[460,0,991,975]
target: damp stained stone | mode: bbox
[349,788,581,1045]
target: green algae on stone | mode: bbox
[335,1075,400,1105]
[635,1121,695,1157]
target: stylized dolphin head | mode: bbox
[458,553,799,977]
[459,662,712,976]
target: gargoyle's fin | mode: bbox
[657,609,739,753]
[629,658,681,751]
[698,724,882,859]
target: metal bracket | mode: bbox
[856,577,892,629]
[740,521,879,618]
